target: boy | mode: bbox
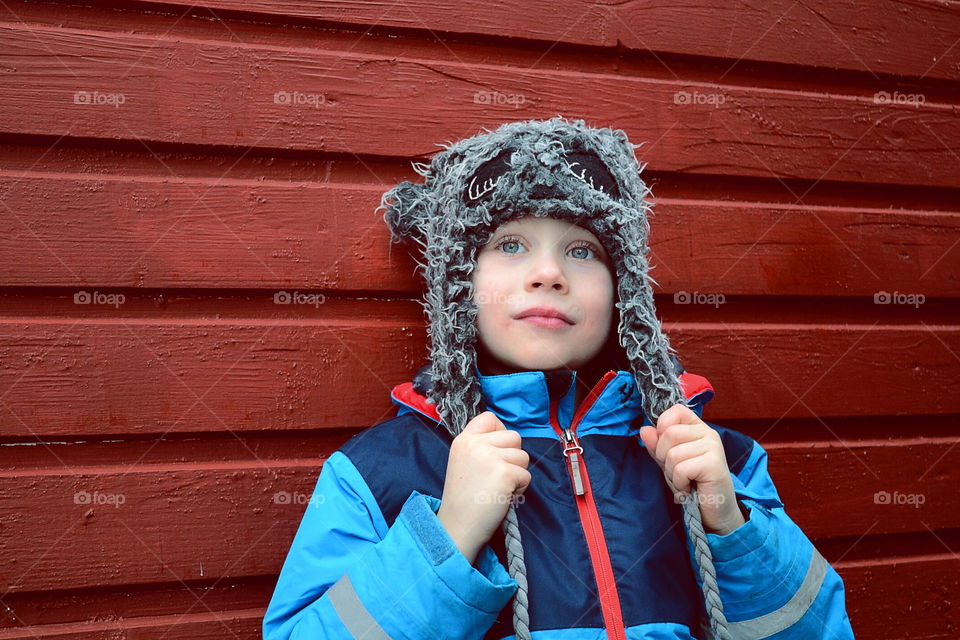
[262,117,855,639]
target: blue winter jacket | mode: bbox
[262,364,855,639]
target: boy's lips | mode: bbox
[514,307,575,326]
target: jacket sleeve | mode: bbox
[690,438,856,639]
[262,450,519,640]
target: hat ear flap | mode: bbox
[378,180,433,250]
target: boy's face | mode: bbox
[472,216,614,375]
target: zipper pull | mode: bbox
[561,427,586,496]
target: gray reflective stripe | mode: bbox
[327,572,394,640]
[727,548,829,639]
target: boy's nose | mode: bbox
[526,255,567,292]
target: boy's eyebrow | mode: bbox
[565,230,605,249]
[485,227,512,243]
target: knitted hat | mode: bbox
[378,116,730,640]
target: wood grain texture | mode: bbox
[1,175,958,295]
[0,439,956,593]
[0,0,957,637]
[93,0,960,83]
[0,22,958,187]
[0,317,957,439]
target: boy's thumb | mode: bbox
[638,425,659,459]
[464,411,504,433]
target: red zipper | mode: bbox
[549,370,626,640]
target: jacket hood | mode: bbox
[390,362,714,439]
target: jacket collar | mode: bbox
[390,365,715,440]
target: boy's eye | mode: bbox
[496,237,526,254]
[569,245,596,260]
[494,237,602,260]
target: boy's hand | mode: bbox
[639,404,747,536]
[437,411,531,565]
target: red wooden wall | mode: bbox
[1,1,958,638]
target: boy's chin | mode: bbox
[478,347,588,375]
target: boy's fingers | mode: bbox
[656,403,701,434]
[662,439,709,484]
[670,453,712,494]
[498,447,529,468]
[483,429,522,449]
[653,424,706,462]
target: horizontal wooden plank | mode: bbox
[1,415,956,471]
[0,313,426,437]
[1,174,958,295]
[0,577,273,629]
[0,24,958,188]
[0,555,957,639]
[0,463,315,593]
[10,0,960,93]
[671,323,960,419]
[838,554,960,639]
[768,438,960,539]
[0,432,352,473]
[0,319,957,438]
[0,177,405,291]
[0,438,956,593]
[0,558,956,638]
[0,609,262,639]
[118,0,960,84]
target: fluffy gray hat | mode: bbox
[378,116,730,639]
